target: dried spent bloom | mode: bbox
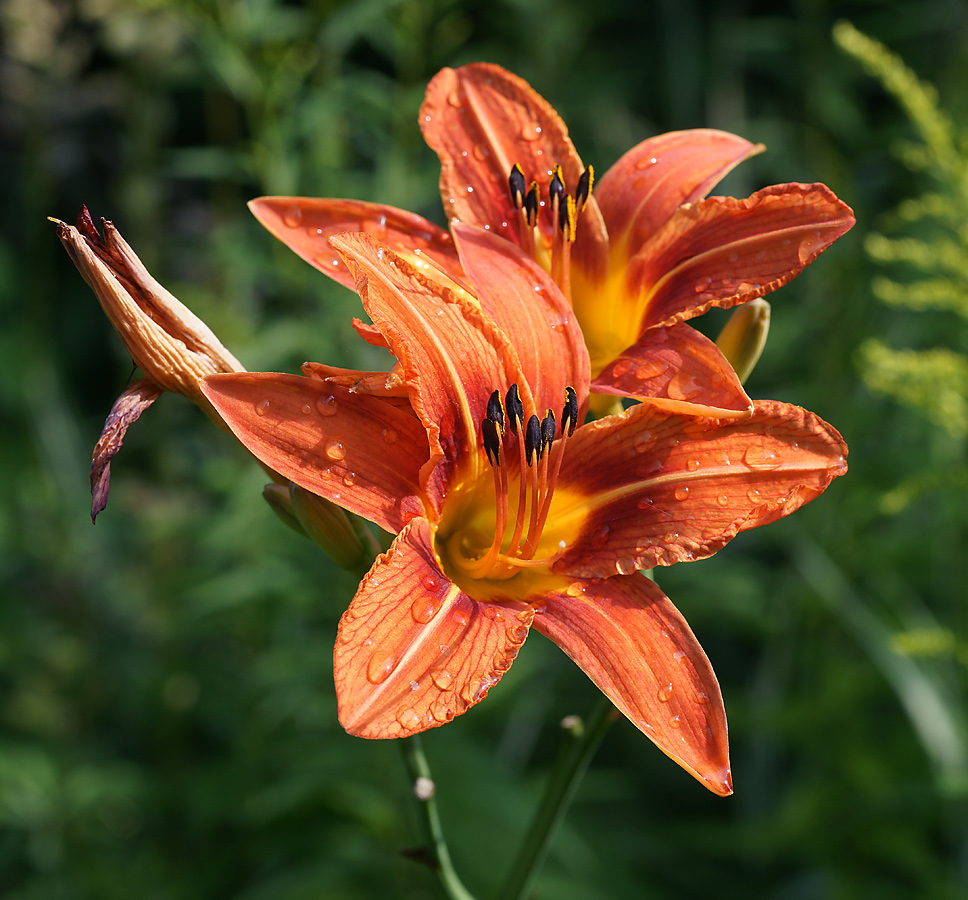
[203,225,848,795]
[54,208,245,520]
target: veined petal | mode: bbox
[248,197,463,291]
[201,372,431,533]
[593,129,763,253]
[452,223,590,413]
[301,362,412,400]
[533,574,730,796]
[336,517,534,738]
[420,63,609,273]
[591,323,752,416]
[329,232,541,490]
[551,399,847,578]
[629,183,856,330]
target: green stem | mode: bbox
[400,735,478,900]
[496,694,616,900]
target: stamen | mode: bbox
[562,386,578,436]
[548,166,566,213]
[524,183,540,228]
[481,417,501,466]
[541,409,556,453]
[575,165,595,213]
[506,384,524,435]
[524,415,542,466]
[508,164,527,209]
[486,389,504,432]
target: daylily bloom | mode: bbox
[244,63,854,415]
[201,224,848,795]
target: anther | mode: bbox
[541,410,556,452]
[559,195,577,242]
[508,164,527,209]
[524,414,542,466]
[575,165,595,213]
[506,384,524,435]
[548,166,566,211]
[481,417,501,466]
[562,386,578,436]
[524,183,540,228]
[486,389,504,431]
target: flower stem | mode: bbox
[496,694,616,900]
[400,735,478,900]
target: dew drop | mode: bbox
[255,399,270,416]
[472,145,490,161]
[395,707,421,729]
[633,430,653,454]
[634,360,664,381]
[282,207,303,228]
[667,370,702,401]
[717,494,729,507]
[411,596,442,624]
[482,607,504,622]
[300,403,312,415]
[616,557,637,575]
[743,445,781,470]
[447,90,463,108]
[657,683,674,702]
[747,487,762,504]
[421,574,439,591]
[589,524,610,550]
[316,394,338,417]
[798,230,824,265]
[507,624,528,643]
[674,485,689,501]
[673,650,685,662]
[686,458,700,471]
[669,715,681,729]
[381,427,397,444]
[695,691,709,705]
[694,276,712,293]
[612,359,632,378]
[324,439,346,461]
[431,668,453,690]
[366,652,399,684]
[340,471,355,486]
[521,123,543,141]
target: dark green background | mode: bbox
[2,0,966,897]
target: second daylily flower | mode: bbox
[245,63,854,415]
[202,224,847,796]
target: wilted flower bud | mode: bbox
[288,484,377,573]
[54,207,245,519]
[715,298,771,385]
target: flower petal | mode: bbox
[593,129,762,253]
[336,517,533,738]
[248,196,463,290]
[202,372,431,532]
[329,232,543,491]
[629,183,856,330]
[591,323,752,416]
[452,223,590,414]
[551,399,848,578]
[420,64,609,269]
[533,573,731,796]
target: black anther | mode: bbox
[524,414,542,466]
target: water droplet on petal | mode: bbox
[744,445,781,470]
[686,458,700,471]
[669,715,681,729]
[324,439,345,461]
[255,399,270,416]
[366,652,399,684]
[747,488,763,504]
[695,691,709,705]
[507,624,528,643]
[395,707,421,729]
[381,427,397,444]
[447,90,463,107]
[483,607,504,621]
[300,403,312,415]
[612,359,632,378]
[634,360,664,380]
[633,430,653,454]
[589,524,610,549]
[431,668,453,690]
[657,683,674,702]
[717,494,729,507]
[667,370,702,401]
[316,394,338,416]
[674,486,690,501]
[282,207,303,227]
[521,123,543,141]
[411,596,442,624]
[342,471,356,486]
[616,557,637,575]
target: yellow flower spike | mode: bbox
[715,297,772,385]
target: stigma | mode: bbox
[463,383,578,581]
[508,162,594,304]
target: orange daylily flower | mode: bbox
[201,223,847,796]
[245,63,854,415]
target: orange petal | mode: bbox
[352,317,390,350]
[201,372,431,532]
[533,573,731,796]
[452,223,590,413]
[420,64,609,269]
[593,129,762,254]
[301,362,412,399]
[335,517,534,738]
[553,399,847,578]
[591,323,752,416]
[248,196,463,290]
[329,232,540,491]
[630,183,856,330]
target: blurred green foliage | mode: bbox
[2,0,967,897]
